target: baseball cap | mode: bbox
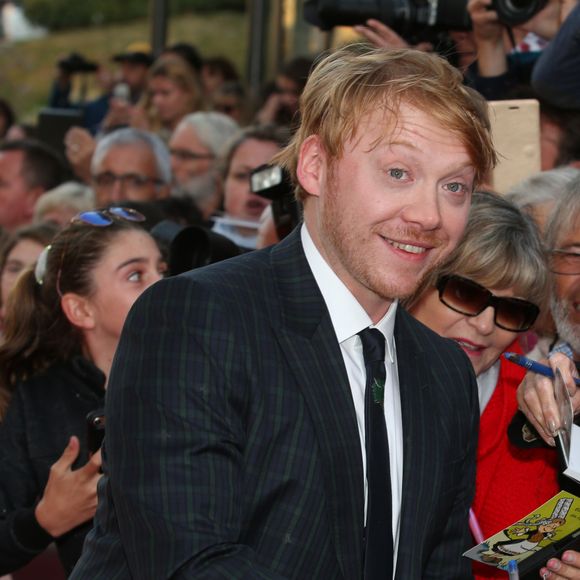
[112,41,154,67]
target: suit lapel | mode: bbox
[270,230,364,580]
[394,309,440,576]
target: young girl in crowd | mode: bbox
[0,208,165,575]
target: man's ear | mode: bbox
[60,293,96,331]
[296,135,326,198]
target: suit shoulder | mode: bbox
[125,247,276,328]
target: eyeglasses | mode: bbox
[436,275,539,332]
[93,171,163,190]
[550,249,580,275]
[73,207,146,227]
[169,148,215,162]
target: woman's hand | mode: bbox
[34,436,102,538]
[541,550,580,578]
[517,353,580,446]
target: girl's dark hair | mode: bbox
[0,218,146,412]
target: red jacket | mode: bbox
[472,341,560,579]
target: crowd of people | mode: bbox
[0,3,579,579]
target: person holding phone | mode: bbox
[0,208,165,575]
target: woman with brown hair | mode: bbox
[0,208,165,575]
[133,55,204,140]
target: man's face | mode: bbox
[119,62,149,93]
[551,215,580,356]
[300,103,475,321]
[93,144,168,205]
[169,124,214,188]
[0,150,39,230]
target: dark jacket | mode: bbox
[0,357,105,575]
[72,228,478,579]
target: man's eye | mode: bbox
[446,182,466,194]
[388,168,406,180]
[128,271,142,282]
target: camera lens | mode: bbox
[492,0,547,26]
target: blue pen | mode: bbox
[504,352,580,387]
[507,559,519,580]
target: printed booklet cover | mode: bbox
[463,491,580,574]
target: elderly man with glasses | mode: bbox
[91,128,171,206]
[517,178,580,579]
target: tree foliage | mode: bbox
[23,0,245,31]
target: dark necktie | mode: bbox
[358,327,393,580]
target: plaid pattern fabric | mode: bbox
[71,229,478,580]
[550,341,575,360]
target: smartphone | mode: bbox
[487,99,541,194]
[86,409,105,455]
[112,82,130,104]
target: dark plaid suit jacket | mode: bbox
[71,228,478,579]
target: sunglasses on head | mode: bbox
[73,207,146,227]
[436,275,539,333]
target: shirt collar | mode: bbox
[301,224,397,362]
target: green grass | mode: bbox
[0,10,247,122]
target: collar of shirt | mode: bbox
[301,223,397,359]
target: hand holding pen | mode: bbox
[515,353,580,447]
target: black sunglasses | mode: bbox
[436,275,539,333]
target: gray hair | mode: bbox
[175,112,240,158]
[545,175,580,250]
[91,128,172,184]
[33,181,95,223]
[407,190,549,310]
[506,167,580,214]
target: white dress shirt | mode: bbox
[301,224,403,575]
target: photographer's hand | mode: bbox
[468,0,508,76]
[354,19,433,51]
[516,0,561,39]
[34,436,102,538]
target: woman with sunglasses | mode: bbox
[406,190,557,579]
[0,208,165,575]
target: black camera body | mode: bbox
[304,0,471,34]
[58,52,99,75]
[304,0,548,35]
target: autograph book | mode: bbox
[463,491,580,575]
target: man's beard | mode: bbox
[173,172,219,205]
[551,294,580,355]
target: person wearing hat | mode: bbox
[48,41,154,134]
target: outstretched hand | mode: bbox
[35,436,102,538]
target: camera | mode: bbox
[491,0,547,26]
[250,165,302,240]
[304,0,471,35]
[58,52,99,75]
[86,409,105,455]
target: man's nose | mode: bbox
[400,189,442,230]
